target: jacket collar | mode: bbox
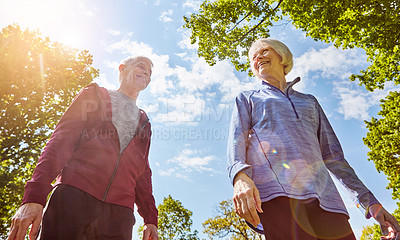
[88,83,149,127]
[261,77,301,95]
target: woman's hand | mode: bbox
[369,204,400,240]
[233,172,263,227]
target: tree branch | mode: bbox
[234,0,283,43]
[228,0,262,32]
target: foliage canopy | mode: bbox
[364,91,400,200]
[0,24,98,237]
[139,195,200,240]
[203,199,263,240]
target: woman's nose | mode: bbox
[255,53,263,62]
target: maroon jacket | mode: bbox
[22,83,158,226]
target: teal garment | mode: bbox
[227,77,379,218]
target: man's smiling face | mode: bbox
[120,59,152,92]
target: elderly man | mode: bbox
[8,56,159,240]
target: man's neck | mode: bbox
[118,88,139,101]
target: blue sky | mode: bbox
[1,0,400,239]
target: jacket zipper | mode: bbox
[286,94,299,119]
[265,78,300,119]
[275,87,299,119]
[102,119,149,201]
[102,154,121,201]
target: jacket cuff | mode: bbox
[144,214,158,228]
[21,182,53,207]
[229,163,252,185]
[358,192,380,219]
[142,206,158,227]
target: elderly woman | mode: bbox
[227,38,400,240]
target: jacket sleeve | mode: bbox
[227,92,253,185]
[22,85,97,207]
[314,96,380,219]
[135,126,158,227]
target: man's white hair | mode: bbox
[119,56,153,83]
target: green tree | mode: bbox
[360,224,381,240]
[0,24,98,237]
[183,0,399,90]
[203,199,263,240]
[364,92,400,201]
[139,195,200,240]
[361,92,400,237]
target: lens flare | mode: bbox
[282,163,290,169]
[272,149,277,154]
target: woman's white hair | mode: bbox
[248,38,293,76]
[119,56,153,83]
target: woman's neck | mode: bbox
[262,76,287,92]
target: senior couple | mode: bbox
[8,39,400,240]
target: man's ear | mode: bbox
[119,64,125,72]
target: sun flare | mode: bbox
[2,0,93,49]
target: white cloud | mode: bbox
[335,86,370,120]
[107,29,121,36]
[169,148,216,171]
[154,94,205,125]
[94,73,118,90]
[160,171,191,181]
[104,59,119,70]
[287,46,367,92]
[159,10,173,23]
[177,28,198,51]
[183,0,202,11]
[77,1,97,16]
[157,147,219,180]
[158,168,175,176]
[137,102,160,114]
[334,82,400,121]
[175,52,187,59]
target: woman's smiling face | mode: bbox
[251,44,284,80]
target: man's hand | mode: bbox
[233,172,263,227]
[142,224,159,240]
[369,204,400,240]
[7,203,43,240]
